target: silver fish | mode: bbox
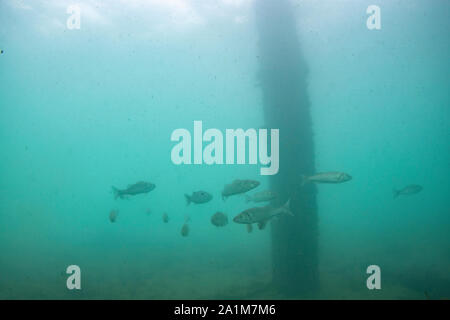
[301,172,352,185]
[211,212,228,227]
[393,184,423,198]
[222,179,260,200]
[245,190,278,203]
[185,191,212,205]
[109,210,118,223]
[162,212,169,223]
[233,199,293,230]
[112,181,155,199]
[181,223,190,237]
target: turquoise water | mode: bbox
[0,0,449,299]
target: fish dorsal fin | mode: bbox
[257,220,267,230]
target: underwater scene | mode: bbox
[0,0,449,300]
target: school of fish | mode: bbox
[107,173,423,237]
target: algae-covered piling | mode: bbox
[255,0,319,295]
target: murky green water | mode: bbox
[0,0,448,299]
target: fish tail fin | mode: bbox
[245,194,251,203]
[112,186,121,200]
[393,189,399,199]
[184,194,191,205]
[300,175,308,187]
[283,199,294,216]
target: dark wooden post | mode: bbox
[255,0,319,296]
